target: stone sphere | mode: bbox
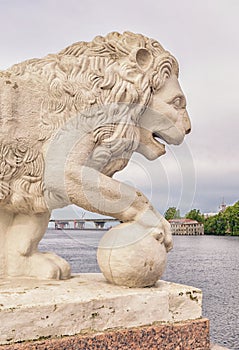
[97,224,167,288]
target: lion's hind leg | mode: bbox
[6,212,71,279]
[0,209,14,277]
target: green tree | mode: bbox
[204,201,239,236]
[215,212,228,235]
[224,201,239,235]
[185,209,204,223]
[164,207,180,220]
[204,215,217,235]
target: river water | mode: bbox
[39,230,239,350]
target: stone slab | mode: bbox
[0,319,210,350]
[0,273,202,345]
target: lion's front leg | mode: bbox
[65,166,173,252]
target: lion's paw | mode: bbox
[160,218,173,252]
[136,208,173,252]
[144,217,173,252]
[27,252,71,280]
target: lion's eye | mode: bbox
[173,98,181,107]
[171,96,186,109]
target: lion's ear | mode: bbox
[135,48,153,70]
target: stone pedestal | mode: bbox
[0,274,210,349]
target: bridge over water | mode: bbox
[49,219,120,230]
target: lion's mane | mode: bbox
[0,31,179,213]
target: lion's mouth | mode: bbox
[152,132,167,147]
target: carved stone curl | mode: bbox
[0,32,190,286]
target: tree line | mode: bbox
[164,201,239,236]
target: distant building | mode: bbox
[204,212,217,218]
[219,198,227,213]
[169,219,204,235]
[204,199,227,218]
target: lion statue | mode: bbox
[0,31,191,282]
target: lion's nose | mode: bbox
[183,111,191,135]
[185,127,191,134]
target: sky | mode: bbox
[0,0,238,217]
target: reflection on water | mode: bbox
[39,231,239,350]
[164,235,239,350]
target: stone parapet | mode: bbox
[0,273,209,349]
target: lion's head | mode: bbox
[137,73,191,160]
[57,31,191,159]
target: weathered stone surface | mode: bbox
[0,273,201,345]
[0,32,191,286]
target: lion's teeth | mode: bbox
[152,133,165,144]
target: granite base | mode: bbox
[0,318,210,350]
